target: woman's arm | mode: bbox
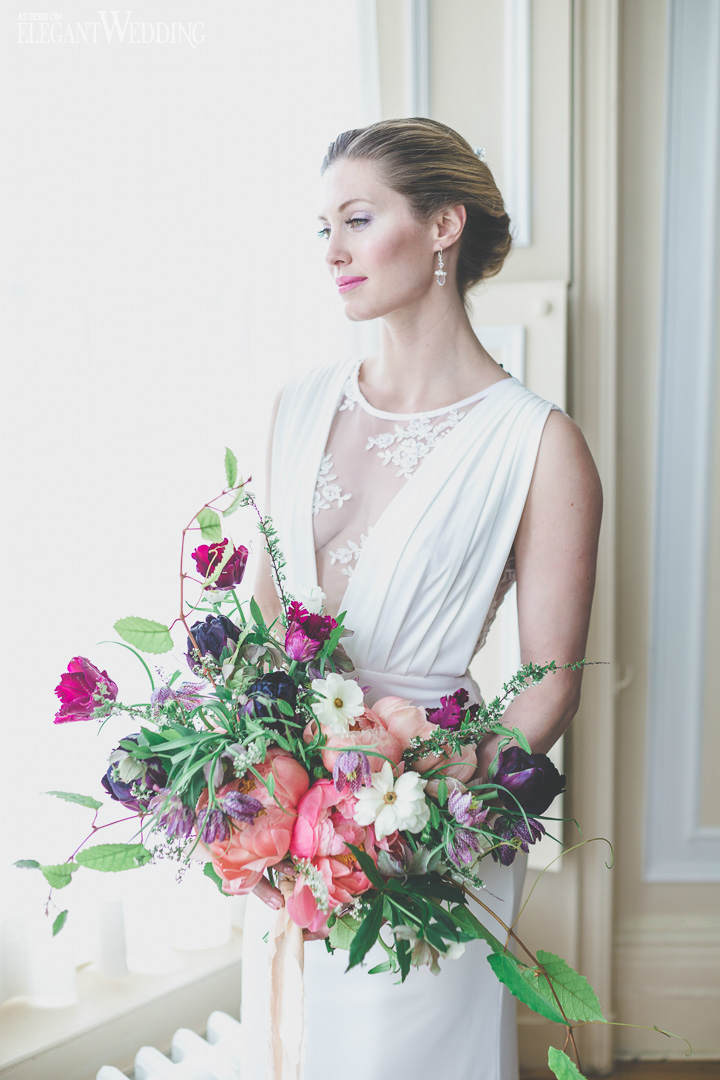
[475,409,604,779]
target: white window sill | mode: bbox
[0,928,244,1080]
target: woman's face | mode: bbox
[316,158,441,321]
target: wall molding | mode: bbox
[405,0,430,117]
[569,0,619,1069]
[503,0,532,246]
[645,0,720,883]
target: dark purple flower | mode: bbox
[238,671,297,725]
[222,790,263,823]
[426,688,470,730]
[196,806,230,844]
[148,790,195,838]
[491,815,546,866]
[185,614,241,672]
[284,601,337,662]
[446,827,481,866]
[191,538,248,590]
[332,750,372,795]
[54,656,119,724]
[101,734,167,812]
[448,787,489,827]
[493,747,566,816]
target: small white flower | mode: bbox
[295,584,326,614]
[352,761,430,840]
[310,672,364,735]
[393,924,466,974]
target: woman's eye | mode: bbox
[316,217,369,239]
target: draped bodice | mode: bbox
[270,355,562,708]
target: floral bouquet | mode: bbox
[16,450,677,1080]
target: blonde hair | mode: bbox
[321,117,512,313]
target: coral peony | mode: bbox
[286,779,378,934]
[199,747,310,894]
[371,696,477,783]
[304,704,404,776]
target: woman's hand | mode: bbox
[250,866,329,942]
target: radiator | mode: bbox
[96,1010,243,1080]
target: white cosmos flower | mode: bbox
[295,584,326,614]
[310,672,364,735]
[352,761,430,840]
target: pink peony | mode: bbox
[371,696,477,783]
[303,706,404,774]
[286,779,378,934]
[199,747,310,894]
[53,656,118,724]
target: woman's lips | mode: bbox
[337,278,366,293]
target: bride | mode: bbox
[242,117,602,1079]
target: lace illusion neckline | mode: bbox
[351,357,514,420]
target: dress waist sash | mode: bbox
[351,666,486,710]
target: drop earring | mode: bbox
[434,248,446,287]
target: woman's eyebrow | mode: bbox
[317,198,375,220]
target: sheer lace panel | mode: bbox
[312,358,517,641]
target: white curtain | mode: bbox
[1,0,381,1008]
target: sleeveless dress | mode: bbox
[241,355,563,1079]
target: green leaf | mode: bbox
[449,904,506,953]
[534,950,606,1023]
[14,859,40,869]
[347,898,384,971]
[436,777,448,806]
[203,861,225,894]
[344,843,385,889]
[40,863,79,889]
[328,913,362,951]
[46,790,103,811]
[52,910,68,936]
[114,616,174,654]
[548,1046,588,1079]
[249,596,266,631]
[487,953,565,1024]
[197,507,223,542]
[511,727,532,754]
[222,485,247,518]
[224,447,238,489]
[275,699,295,717]
[75,843,153,872]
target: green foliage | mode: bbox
[203,862,225,894]
[46,790,102,811]
[75,843,152,872]
[346,897,384,971]
[532,951,605,1023]
[114,616,174,654]
[510,726,532,753]
[329,912,362,951]
[197,507,223,543]
[14,859,40,869]
[40,863,79,889]
[52,910,68,936]
[224,447,238,489]
[487,952,565,1024]
[548,1046,587,1079]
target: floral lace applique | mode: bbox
[328,530,372,578]
[365,410,467,480]
[474,551,517,653]
[312,450,353,516]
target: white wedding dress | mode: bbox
[241,355,563,1079]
